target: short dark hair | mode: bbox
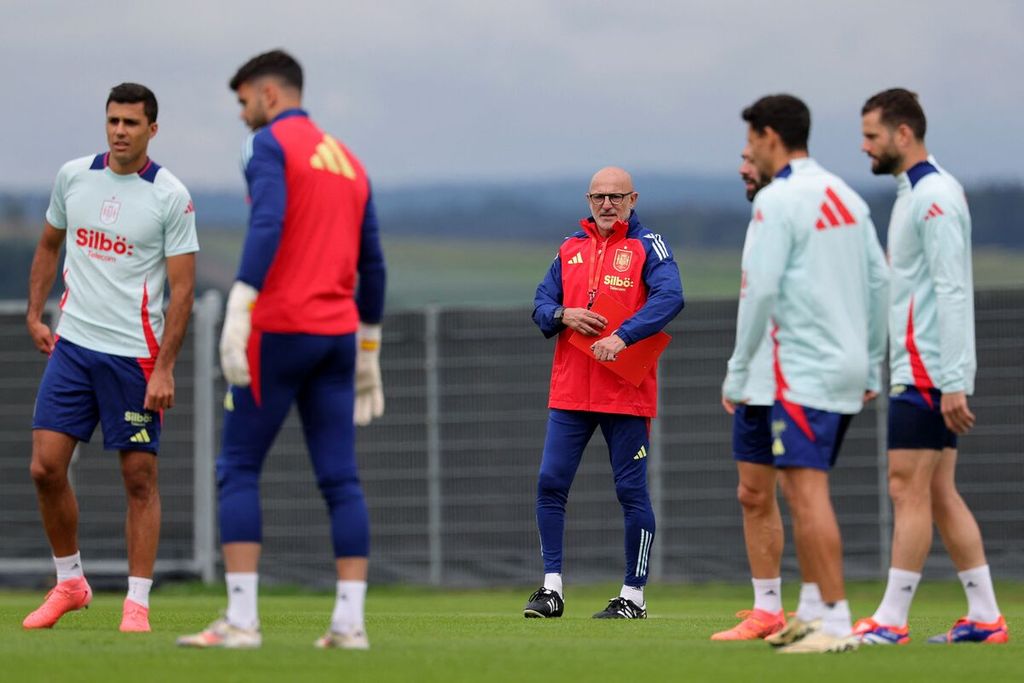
[229,49,303,92]
[862,88,927,140]
[107,83,158,123]
[741,94,811,151]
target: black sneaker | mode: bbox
[523,588,564,618]
[592,597,646,619]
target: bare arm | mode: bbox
[25,223,66,354]
[145,253,195,411]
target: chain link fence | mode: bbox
[1,289,1022,588]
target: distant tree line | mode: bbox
[373,184,1024,250]
[0,183,1021,299]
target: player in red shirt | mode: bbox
[178,50,385,650]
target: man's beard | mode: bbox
[871,150,901,176]
[745,177,768,202]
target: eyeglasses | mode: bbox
[587,192,635,206]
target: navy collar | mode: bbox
[906,160,939,188]
[775,164,793,179]
[270,108,308,124]
[89,152,161,183]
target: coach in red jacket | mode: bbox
[523,167,684,620]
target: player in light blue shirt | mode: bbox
[854,88,1007,646]
[23,84,197,634]
[723,94,888,653]
[713,147,807,641]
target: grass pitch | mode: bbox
[2,581,1021,683]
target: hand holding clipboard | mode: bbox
[567,293,671,387]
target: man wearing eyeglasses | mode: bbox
[526,167,684,620]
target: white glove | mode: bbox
[354,322,384,426]
[219,281,258,387]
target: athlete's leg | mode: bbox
[930,447,1002,625]
[296,333,367,575]
[737,461,782,580]
[601,414,654,591]
[22,428,94,630]
[778,474,823,616]
[29,339,99,560]
[931,448,986,570]
[779,467,843,602]
[888,449,942,570]
[119,450,160,578]
[536,410,596,577]
[861,389,952,634]
[218,333,305,572]
[295,334,369,644]
[29,429,80,557]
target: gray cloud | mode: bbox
[2,0,1021,191]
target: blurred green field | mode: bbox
[2,581,1021,683]
[196,231,1024,311]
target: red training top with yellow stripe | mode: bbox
[237,109,386,335]
[533,211,684,417]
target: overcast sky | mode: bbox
[2,1,1021,192]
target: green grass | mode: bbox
[2,581,1021,682]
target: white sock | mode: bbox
[127,576,153,608]
[54,552,84,583]
[225,572,259,629]
[821,599,852,637]
[871,568,921,627]
[752,577,782,613]
[331,580,367,635]
[796,582,824,622]
[543,573,563,597]
[620,584,644,607]
[959,564,1001,623]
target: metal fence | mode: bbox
[1,289,1022,588]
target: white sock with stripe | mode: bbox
[54,552,84,583]
[331,580,367,635]
[796,582,825,622]
[620,584,645,607]
[225,572,259,630]
[959,564,1001,623]
[871,567,921,627]
[127,576,153,608]
[752,577,782,613]
[821,599,853,637]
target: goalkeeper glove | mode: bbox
[219,281,258,387]
[354,322,384,426]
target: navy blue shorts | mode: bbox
[33,338,160,452]
[887,385,958,451]
[732,404,773,465]
[769,400,852,471]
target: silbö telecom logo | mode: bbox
[76,228,134,262]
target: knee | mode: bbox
[29,457,67,489]
[316,470,362,507]
[216,456,261,494]
[615,479,650,509]
[888,471,927,505]
[737,481,773,515]
[122,464,158,500]
[537,469,568,499]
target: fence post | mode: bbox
[193,289,221,584]
[425,305,443,585]
[650,366,664,579]
[875,389,891,576]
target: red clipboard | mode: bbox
[568,293,671,387]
